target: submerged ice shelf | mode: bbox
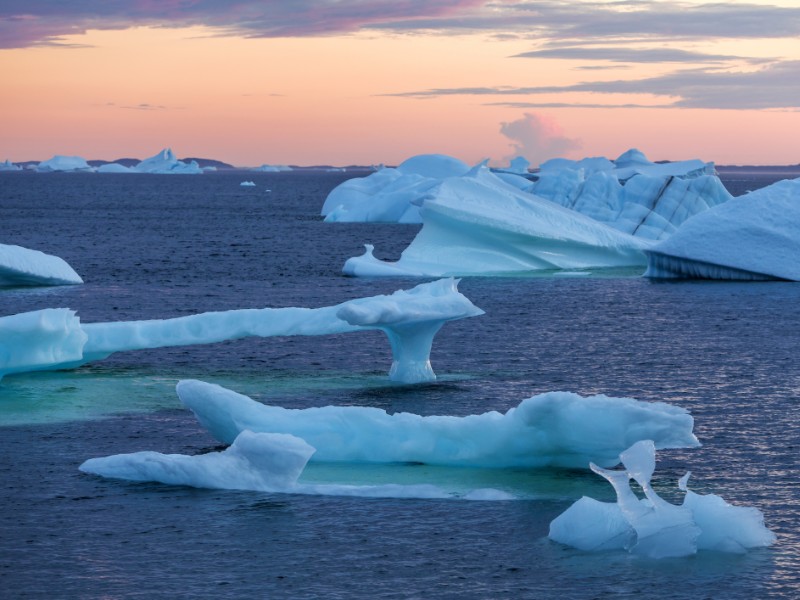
[177,379,699,469]
[548,440,775,558]
[0,279,482,384]
[0,243,83,287]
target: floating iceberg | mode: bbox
[240,181,256,187]
[0,279,482,384]
[0,159,21,171]
[0,243,83,287]
[322,154,471,223]
[645,177,800,281]
[79,429,513,500]
[133,148,202,174]
[531,150,731,241]
[96,163,133,173]
[178,379,699,469]
[548,440,776,557]
[344,166,651,277]
[35,155,93,173]
[251,164,292,172]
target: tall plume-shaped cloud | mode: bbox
[500,112,581,165]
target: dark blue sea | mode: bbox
[1,170,799,599]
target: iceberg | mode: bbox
[133,148,203,174]
[343,166,651,277]
[321,154,471,223]
[548,440,776,557]
[96,163,133,173]
[35,155,93,173]
[240,181,256,187]
[177,379,699,468]
[531,149,731,240]
[0,279,482,384]
[79,429,514,500]
[0,243,83,287]
[251,164,292,172]
[0,159,21,171]
[645,177,800,281]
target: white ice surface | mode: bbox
[0,243,83,287]
[343,166,650,277]
[240,181,256,186]
[133,148,202,174]
[0,159,21,171]
[548,440,776,557]
[0,279,482,384]
[79,429,514,500]
[177,379,699,469]
[322,154,470,223]
[645,177,800,281]
[96,163,134,173]
[36,155,93,173]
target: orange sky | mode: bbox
[1,1,799,166]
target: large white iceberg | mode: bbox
[645,177,800,281]
[548,440,776,557]
[0,159,21,171]
[344,166,651,277]
[0,279,482,384]
[96,163,134,173]
[322,154,471,223]
[177,379,699,469]
[133,148,202,174]
[531,149,731,241]
[35,155,93,173]
[79,429,513,500]
[0,243,83,287]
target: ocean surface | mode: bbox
[1,170,799,599]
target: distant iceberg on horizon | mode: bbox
[133,148,203,174]
[35,155,93,173]
[251,164,293,172]
[0,243,83,287]
[0,159,21,171]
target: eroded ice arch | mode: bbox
[0,279,482,384]
[177,379,699,469]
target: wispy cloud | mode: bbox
[511,46,766,65]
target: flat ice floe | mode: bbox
[177,379,699,469]
[0,279,482,384]
[548,440,775,557]
[0,243,83,287]
[645,177,800,280]
[79,430,514,500]
[344,166,651,277]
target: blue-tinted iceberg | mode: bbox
[240,181,256,187]
[322,154,471,223]
[0,159,21,171]
[548,440,776,557]
[344,166,651,277]
[36,155,93,173]
[96,163,134,173]
[532,149,731,241]
[251,164,292,172]
[0,279,482,384]
[0,243,83,287]
[133,148,202,174]
[79,429,513,500]
[177,379,699,469]
[645,177,800,281]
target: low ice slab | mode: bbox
[645,178,800,281]
[36,155,93,173]
[177,380,699,469]
[79,429,513,500]
[0,279,481,384]
[344,166,650,277]
[549,440,776,557]
[0,243,83,287]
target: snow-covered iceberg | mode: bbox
[645,177,800,281]
[344,166,651,277]
[35,155,93,173]
[0,279,482,384]
[531,149,731,241]
[0,159,21,171]
[79,429,513,500]
[322,154,471,223]
[177,380,699,469]
[96,163,134,173]
[0,243,83,287]
[133,148,202,174]
[548,440,775,557]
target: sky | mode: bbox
[1,1,799,167]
